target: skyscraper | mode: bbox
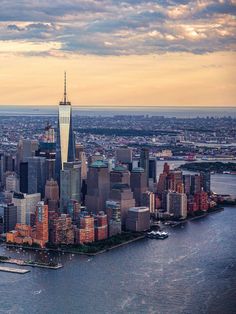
[140,147,149,186]
[56,73,75,177]
[60,161,81,212]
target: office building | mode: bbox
[167,192,187,219]
[3,204,17,233]
[56,73,75,177]
[34,201,49,247]
[126,207,150,232]
[110,165,130,189]
[109,183,135,228]
[116,146,132,165]
[130,167,147,206]
[94,211,108,241]
[85,160,110,213]
[140,148,149,186]
[105,201,121,237]
[142,191,155,214]
[75,213,95,244]
[5,173,19,192]
[13,192,41,225]
[60,161,81,212]
[50,214,74,245]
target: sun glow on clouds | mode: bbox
[0,41,62,53]
[0,0,235,106]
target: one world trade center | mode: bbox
[56,73,75,178]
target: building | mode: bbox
[34,201,49,247]
[56,73,75,177]
[44,179,59,213]
[75,213,95,244]
[3,204,17,233]
[110,165,130,189]
[167,170,183,192]
[75,144,87,181]
[140,148,149,186]
[13,192,41,225]
[105,200,121,237]
[60,161,81,212]
[167,192,187,219]
[50,214,74,245]
[94,211,108,241]
[22,156,46,197]
[126,207,150,232]
[5,173,19,192]
[142,191,155,214]
[194,191,209,211]
[85,160,110,213]
[149,157,157,184]
[116,146,132,166]
[200,172,211,194]
[109,183,135,228]
[130,167,147,206]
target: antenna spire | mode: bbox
[64,71,67,103]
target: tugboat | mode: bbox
[146,231,168,240]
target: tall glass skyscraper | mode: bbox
[56,73,75,178]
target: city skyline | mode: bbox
[0,0,235,107]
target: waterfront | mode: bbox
[0,205,236,314]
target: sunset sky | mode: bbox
[0,0,235,107]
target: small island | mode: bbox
[179,162,236,174]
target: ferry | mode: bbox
[146,231,169,240]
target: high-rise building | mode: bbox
[116,146,132,165]
[85,160,110,213]
[5,173,19,192]
[167,192,187,219]
[194,191,209,211]
[56,73,75,177]
[142,191,155,214]
[3,204,17,233]
[28,157,46,196]
[140,148,149,186]
[191,174,201,195]
[16,139,38,173]
[94,211,108,241]
[50,214,74,245]
[109,183,135,228]
[75,144,87,181]
[167,170,183,192]
[200,172,211,194]
[105,200,121,237]
[149,158,157,183]
[60,161,81,212]
[126,207,150,232]
[34,201,49,247]
[13,192,41,225]
[75,213,95,244]
[130,167,147,206]
[110,166,130,189]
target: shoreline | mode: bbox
[2,235,146,257]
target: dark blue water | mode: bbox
[0,206,236,314]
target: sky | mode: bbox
[0,0,235,107]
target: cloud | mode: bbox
[0,0,235,55]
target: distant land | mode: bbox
[180,162,236,174]
[0,105,236,118]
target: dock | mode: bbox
[0,266,30,274]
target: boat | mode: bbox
[146,231,169,240]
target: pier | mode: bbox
[0,266,30,274]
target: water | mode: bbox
[0,206,236,314]
[0,106,236,118]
